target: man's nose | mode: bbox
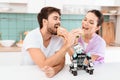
[58,20,61,23]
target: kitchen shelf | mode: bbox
[0,46,21,52]
[103,13,120,16]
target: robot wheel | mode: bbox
[72,71,77,76]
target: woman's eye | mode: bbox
[89,21,94,24]
[90,22,94,24]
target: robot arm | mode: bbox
[85,53,94,74]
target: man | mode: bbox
[22,7,75,77]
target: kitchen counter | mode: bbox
[0,63,120,80]
[0,46,119,52]
[0,46,21,52]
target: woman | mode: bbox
[69,10,106,65]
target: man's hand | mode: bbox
[42,66,55,78]
[57,27,68,39]
[41,58,65,78]
[57,27,74,47]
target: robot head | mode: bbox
[74,44,84,54]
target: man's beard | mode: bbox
[47,27,57,35]
[48,24,60,35]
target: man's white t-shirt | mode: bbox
[22,27,64,65]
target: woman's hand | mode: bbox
[70,28,84,38]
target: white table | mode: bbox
[0,63,120,80]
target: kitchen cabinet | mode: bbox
[0,1,27,13]
[45,0,120,10]
[0,52,23,65]
[0,0,28,3]
[0,0,9,3]
[9,0,28,4]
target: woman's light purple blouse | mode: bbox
[78,33,106,65]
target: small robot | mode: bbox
[69,44,94,76]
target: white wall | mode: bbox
[45,0,116,9]
[27,0,45,13]
[114,0,120,6]
[44,0,115,14]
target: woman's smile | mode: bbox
[82,26,89,30]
